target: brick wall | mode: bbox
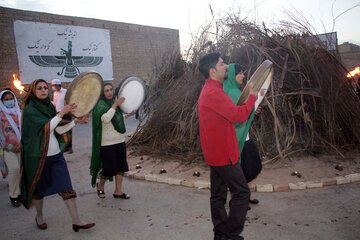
[0,6,180,99]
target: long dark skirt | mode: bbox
[100,142,129,177]
[240,139,262,183]
[34,152,73,197]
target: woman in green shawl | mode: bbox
[223,64,262,208]
[20,79,95,232]
[90,82,135,199]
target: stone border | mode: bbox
[124,170,360,192]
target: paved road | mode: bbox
[1,116,359,240]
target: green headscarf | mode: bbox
[20,79,69,209]
[90,82,126,187]
[223,64,255,162]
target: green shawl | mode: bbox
[20,79,69,209]
[223,64,255,162]
[90,83,126,187]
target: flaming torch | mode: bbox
[347,67,360,94]
[347,67,360,78]
[12,74,25,94]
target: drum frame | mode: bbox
[116,75,146,114]
[65,71,103,117]
[237,60,273,106]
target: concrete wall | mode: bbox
[0,7,180,97]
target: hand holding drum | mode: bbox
[58,103,77,118]
[112,96,126,109]
[125,110,137,120]
[65,71,103,117]
[237,60,273,107]
[248,85,259,97]
[75,114,90,124]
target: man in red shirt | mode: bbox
[198,53,258,240]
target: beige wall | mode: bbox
[338,42,360,70]
[0,6,179,100]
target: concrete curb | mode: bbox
[124,170,360,192]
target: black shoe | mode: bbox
[214,235,228,240]
[228,236,244,240]
[72,223,95,232]
[247,205,251,210]
[235,236,244,240]
[35,217,47,230]
[249,198,259,204]
[10,197,20,207]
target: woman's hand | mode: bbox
[11,144,21,153]
[248,85,259,97]
[75,114,90,124]
[255,106,262,115]
[112,97,126,109]
[259,89,265,96]
[125,110,136,120]
[58,103,77,118]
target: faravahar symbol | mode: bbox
[29,40,103,78]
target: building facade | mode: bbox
[0,6,180,94]
[338,42,360,71]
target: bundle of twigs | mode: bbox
[128,13,360,163]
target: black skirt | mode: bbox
[240,139,262,183]
[100,142,129,177]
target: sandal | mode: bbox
[113,193,130,199]
[96,183,105,199]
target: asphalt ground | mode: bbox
[1,116,359,240]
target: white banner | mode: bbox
[14,20,113,83]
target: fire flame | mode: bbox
[12,74,25,94]
[347,67,360,78]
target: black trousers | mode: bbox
[210,162,250,239]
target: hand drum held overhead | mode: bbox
[237,60,273,106]
[65,71,103,117]
[115,76,146,114]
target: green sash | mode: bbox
[90,86,126,187]
[223,64,255,162]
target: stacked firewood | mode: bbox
[129,14,360,163]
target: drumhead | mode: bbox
[237,60,273,106]
[116,76,146,113]
[65,71,103,117]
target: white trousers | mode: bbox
[4,151,21,198]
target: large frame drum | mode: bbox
[237,60,273,107]
[115,76,146,114]
[65,71,103,117]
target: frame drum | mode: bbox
[237,60,273,106]
[116,76,146,114]
[65,71,103,117]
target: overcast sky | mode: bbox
[1,0,360,50]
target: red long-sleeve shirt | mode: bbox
[198,78,256,166]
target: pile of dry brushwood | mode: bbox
[128,14,360,163]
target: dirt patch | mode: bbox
[126,151,360,186]
[127,153,210,183]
